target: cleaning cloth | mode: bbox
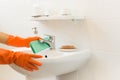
[30,40,50,53]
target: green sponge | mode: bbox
[30,40,50,54]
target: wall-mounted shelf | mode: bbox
[31,15,85,21]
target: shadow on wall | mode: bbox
[85,18,114,52]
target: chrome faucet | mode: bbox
[32,27,55,50]
[41,34,55,50]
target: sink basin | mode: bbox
[10,48,91,80]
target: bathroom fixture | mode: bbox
[41,34,55,50]
[9,48,91,80]
[32,27,55,50]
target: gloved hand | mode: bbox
[0,48,43,71]
[6,35,42,47]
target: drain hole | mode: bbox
[45,55,47,58]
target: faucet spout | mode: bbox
[41,34,55,50]
[42,40,55,50]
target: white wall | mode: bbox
[0,0,90,80]
[85,0,120,80]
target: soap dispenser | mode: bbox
[32,27,39,36]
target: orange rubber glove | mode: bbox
[0,48,43,71]
[6,35,42,47]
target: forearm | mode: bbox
[0,32,9,44]
[0,32,41,47]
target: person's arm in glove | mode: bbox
[0,48,43,72]
[0,32,42,47]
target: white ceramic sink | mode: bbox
[10,48,91,80]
